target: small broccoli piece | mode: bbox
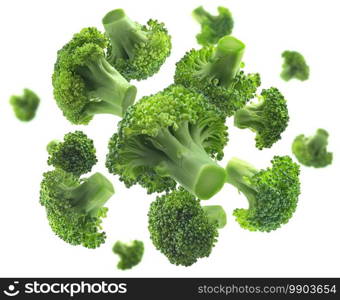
[281,50,310,81]
[52,27,137,125]
[9,88,40,121]
[234,87,289,149]
[148,188,226,266]
[225,156,300,232]
[102,9,171,81]
[40,170,114,248]
[113,240,144,270]
[175,36,260,117]
[292,129,333,168]
[106,85,228,200]
[47,131,97,176]
[192,6,234,46]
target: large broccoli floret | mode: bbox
[292,129,333,168]
[175,36,260,117]
[9,88,40,121]
[52,27,137,125]
[102,9,171,81]
[225,156,300,232]
[234,87,289,149]
[40,170,114,248]
[113,240,144,270]
[148,188,226,266]
[47,131,97,176]
[192,6,234,46]
[281,50,310,81]
[106,84,228,200]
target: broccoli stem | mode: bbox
[70,173,114,216]
[192,6,212,23]
[202,205,227,228]
[46,140,60,154]
[150,123,226,200]
[233,99,264,131]
[80,56,137,117]
[225,158,258,207]
[102,9,147,61]
[197,36,245,88]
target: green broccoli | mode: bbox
[175,36,260,117]
[106,84,228,200]
[148,188,226,266]
[52,27,137,125]
[281,50,310,81]
[47,131,97,176]
[192,6,234,46]
[225,156,300,232]
[39,170,114,248]
[9,88,40,121]
[292,129,333,168]
[102,9,171,81]
[113,240,144,270]
[233,87,289,149]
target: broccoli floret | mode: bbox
[175,36,260,117]
[39,170,114,248]
[148,188,226,266]
[234,87,289,149]
[281,50,310,81]
[52,27,137,125]
[192,6,234,46]
[225,156,300,232]
[113,240,144,270]
[9,88,40,121]
[106,84,228,200]
[102,9,171,81]
[47,131,97,176]
[292,129,333,168]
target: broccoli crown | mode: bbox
[225,156,300,232]
[39,170,114,248]
[292,129,333,168]
[281,50,310,81]
[52,27,137,125]
[192,6,234,46]
[103,9,171,81]
[47,131,97,176]
[9,88,40,122]
[148,189,219,266]
[175,36,260,117]
[234,87,289,149]
[106,84,228,199]
[113,240,144,270]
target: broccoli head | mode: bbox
[40,170,114,248]
[47,131,97,176]
[225,156,300,232]
[234,87,289,149]
[106,84,228,200]
[52,27,137,125]
[113,240,144,270]
[102,9,171,81]
[292,129,333,168]
[148,188,226,266]
[192,6,234,46]
[281,50,310,81]
[175,36,260,117]
[9,88,40,121]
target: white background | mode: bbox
[0,0,339,277]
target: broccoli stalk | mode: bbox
[113,240,144,270]
[225,156,300,232]
[292,129,333,168]
[234,87,289,149]
[40,170,114,248]
[52,27,137,124]
[202,205,227,229]
[102,9,171,81]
